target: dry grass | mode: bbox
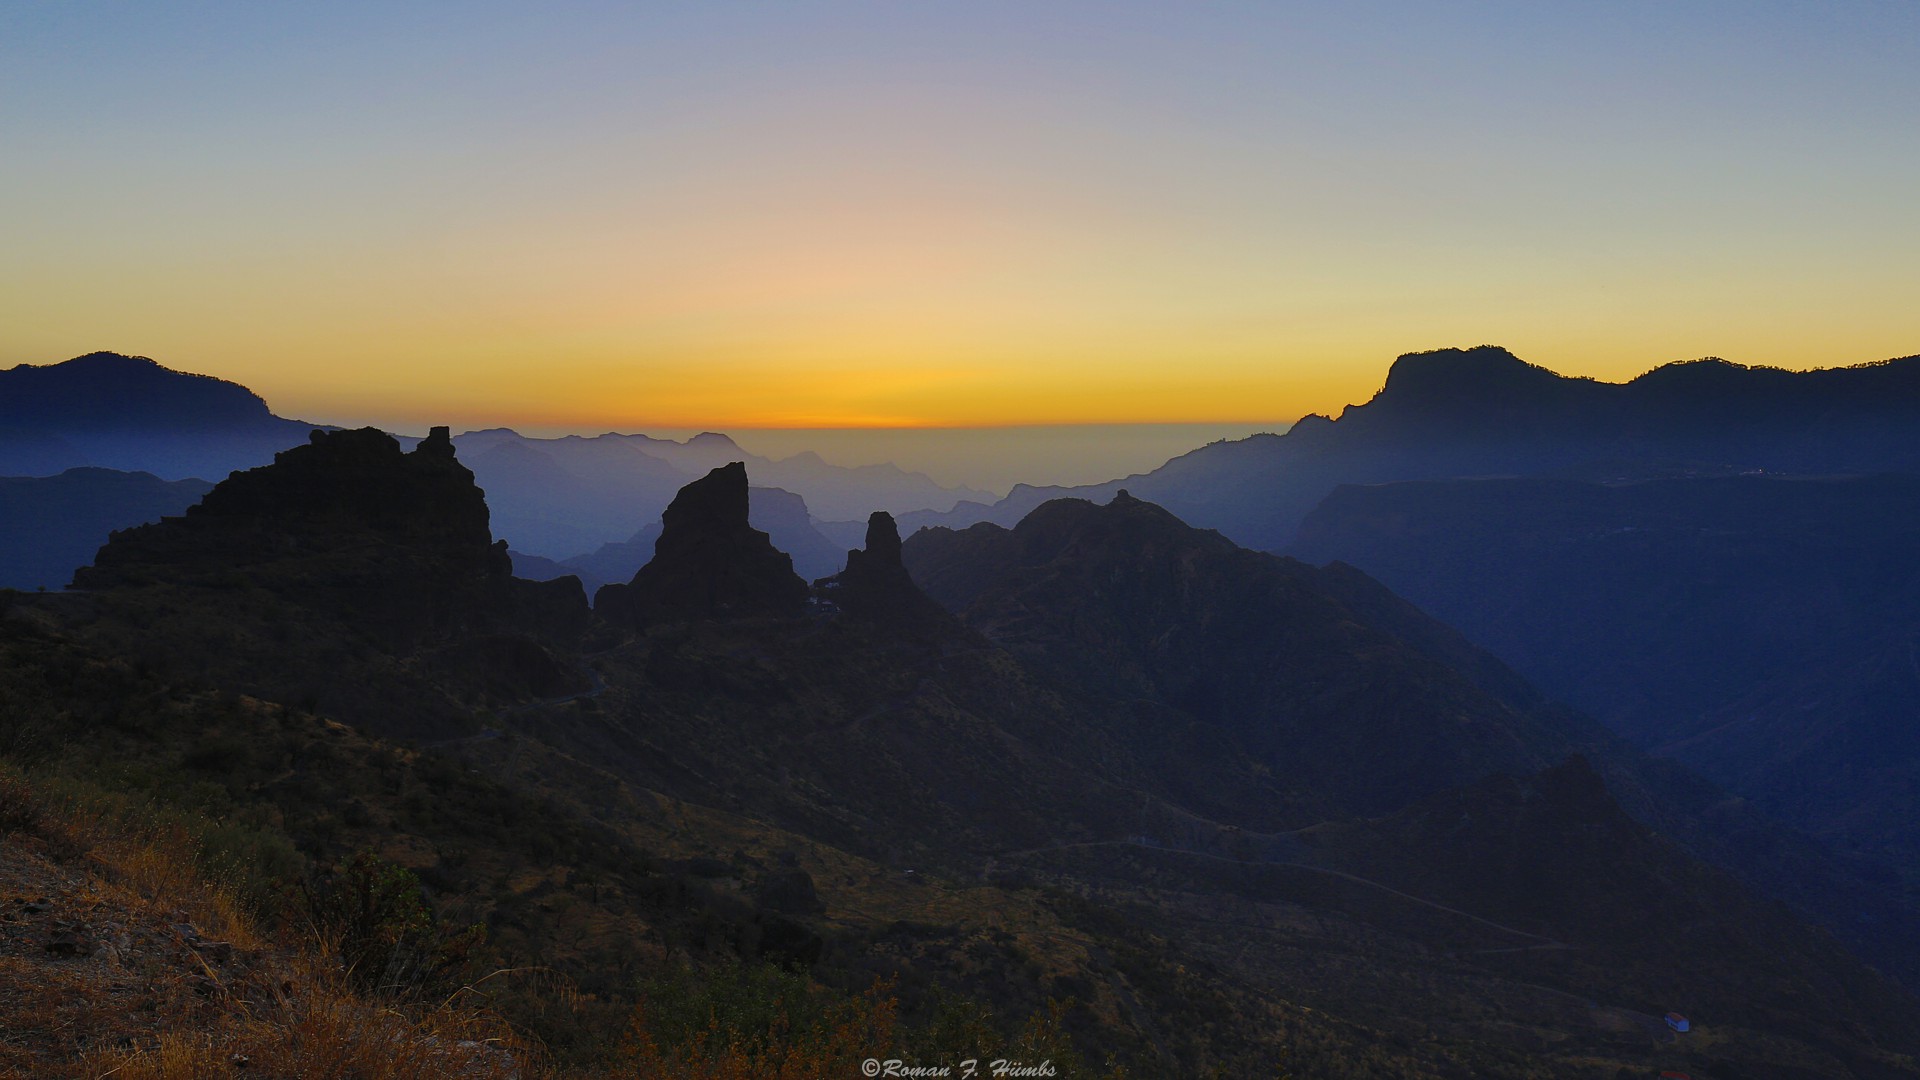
[0,767,526,1080]
[78,967,526,1080]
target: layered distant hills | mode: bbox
[893,345,1920,911]
[0,352,988,589]
[11,427,1920,1075]
[902,345,1920,549]
[0,469,211,591]
[436,426,989,561]
[11,342,1920,1074]
[1294,473,1920,877]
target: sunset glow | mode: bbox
[3,2,1916,431]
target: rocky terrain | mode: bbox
[2,426,1916,1076]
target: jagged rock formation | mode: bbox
[817,511,947,626]
[78,426,497,581]
[73,426,587,638]
[532,485,844,593]
[594,462,808,625]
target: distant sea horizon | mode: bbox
[497,422,1294,498]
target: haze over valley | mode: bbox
[6,2,1920,1076]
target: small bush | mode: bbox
[303,851,485,999]
[0,768,41,833]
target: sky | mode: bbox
[3,1,1918,432]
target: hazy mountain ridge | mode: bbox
[0,353,990,575]
[0,352,324,481]
[438,427,991,561]
[0,468,212,590]
[1293,472,1920,877]
[512,484,847,592]
[899,346,1920,551]
[903,490,1920,994]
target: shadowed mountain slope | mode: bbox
[0,469,212,591]
[899,346,1920,552]
[905,490,1920,992]
[1291,757,1920,1079]
[65,425,589,739]
[1293,472,1920,876]
[9,455,1920,1075]
[905,491,1636,818]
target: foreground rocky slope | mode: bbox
[3,431,1917,1076]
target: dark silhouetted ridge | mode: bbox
[594,462,808,625]
[0,351,282,431]
[899,346,1920,554]
[73,426,586,638]
[819,510,948,626]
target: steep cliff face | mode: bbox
[594,462,809,626]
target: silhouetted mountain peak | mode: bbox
[594,462,808,625]
[822,510,949,627]
[75,426,504,588]
[63,351,161,371]
[664,459,751,531]
[861,510,903,567]
[686,431,741,449]
[67,426,591,642]
[1010,490,1233,567]
[0,351,285,432]
[1371,345,1588,415]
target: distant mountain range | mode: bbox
[0,351,321,480]
[13,341,1920,1061]
[0,352,991,585]
[901,345,1920,551]
[436,426,987,562]
[11,431,1919,1075]
[0,468,212,591]
[1293,473,1920,878]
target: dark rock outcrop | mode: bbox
[77,426,499,583]
[818,511,947,626]
[594,462,808,625]
[73,426,587,639]
[550,486,844,594]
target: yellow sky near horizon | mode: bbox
[3,3,1917,433]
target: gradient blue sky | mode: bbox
[3,1,1916,430]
